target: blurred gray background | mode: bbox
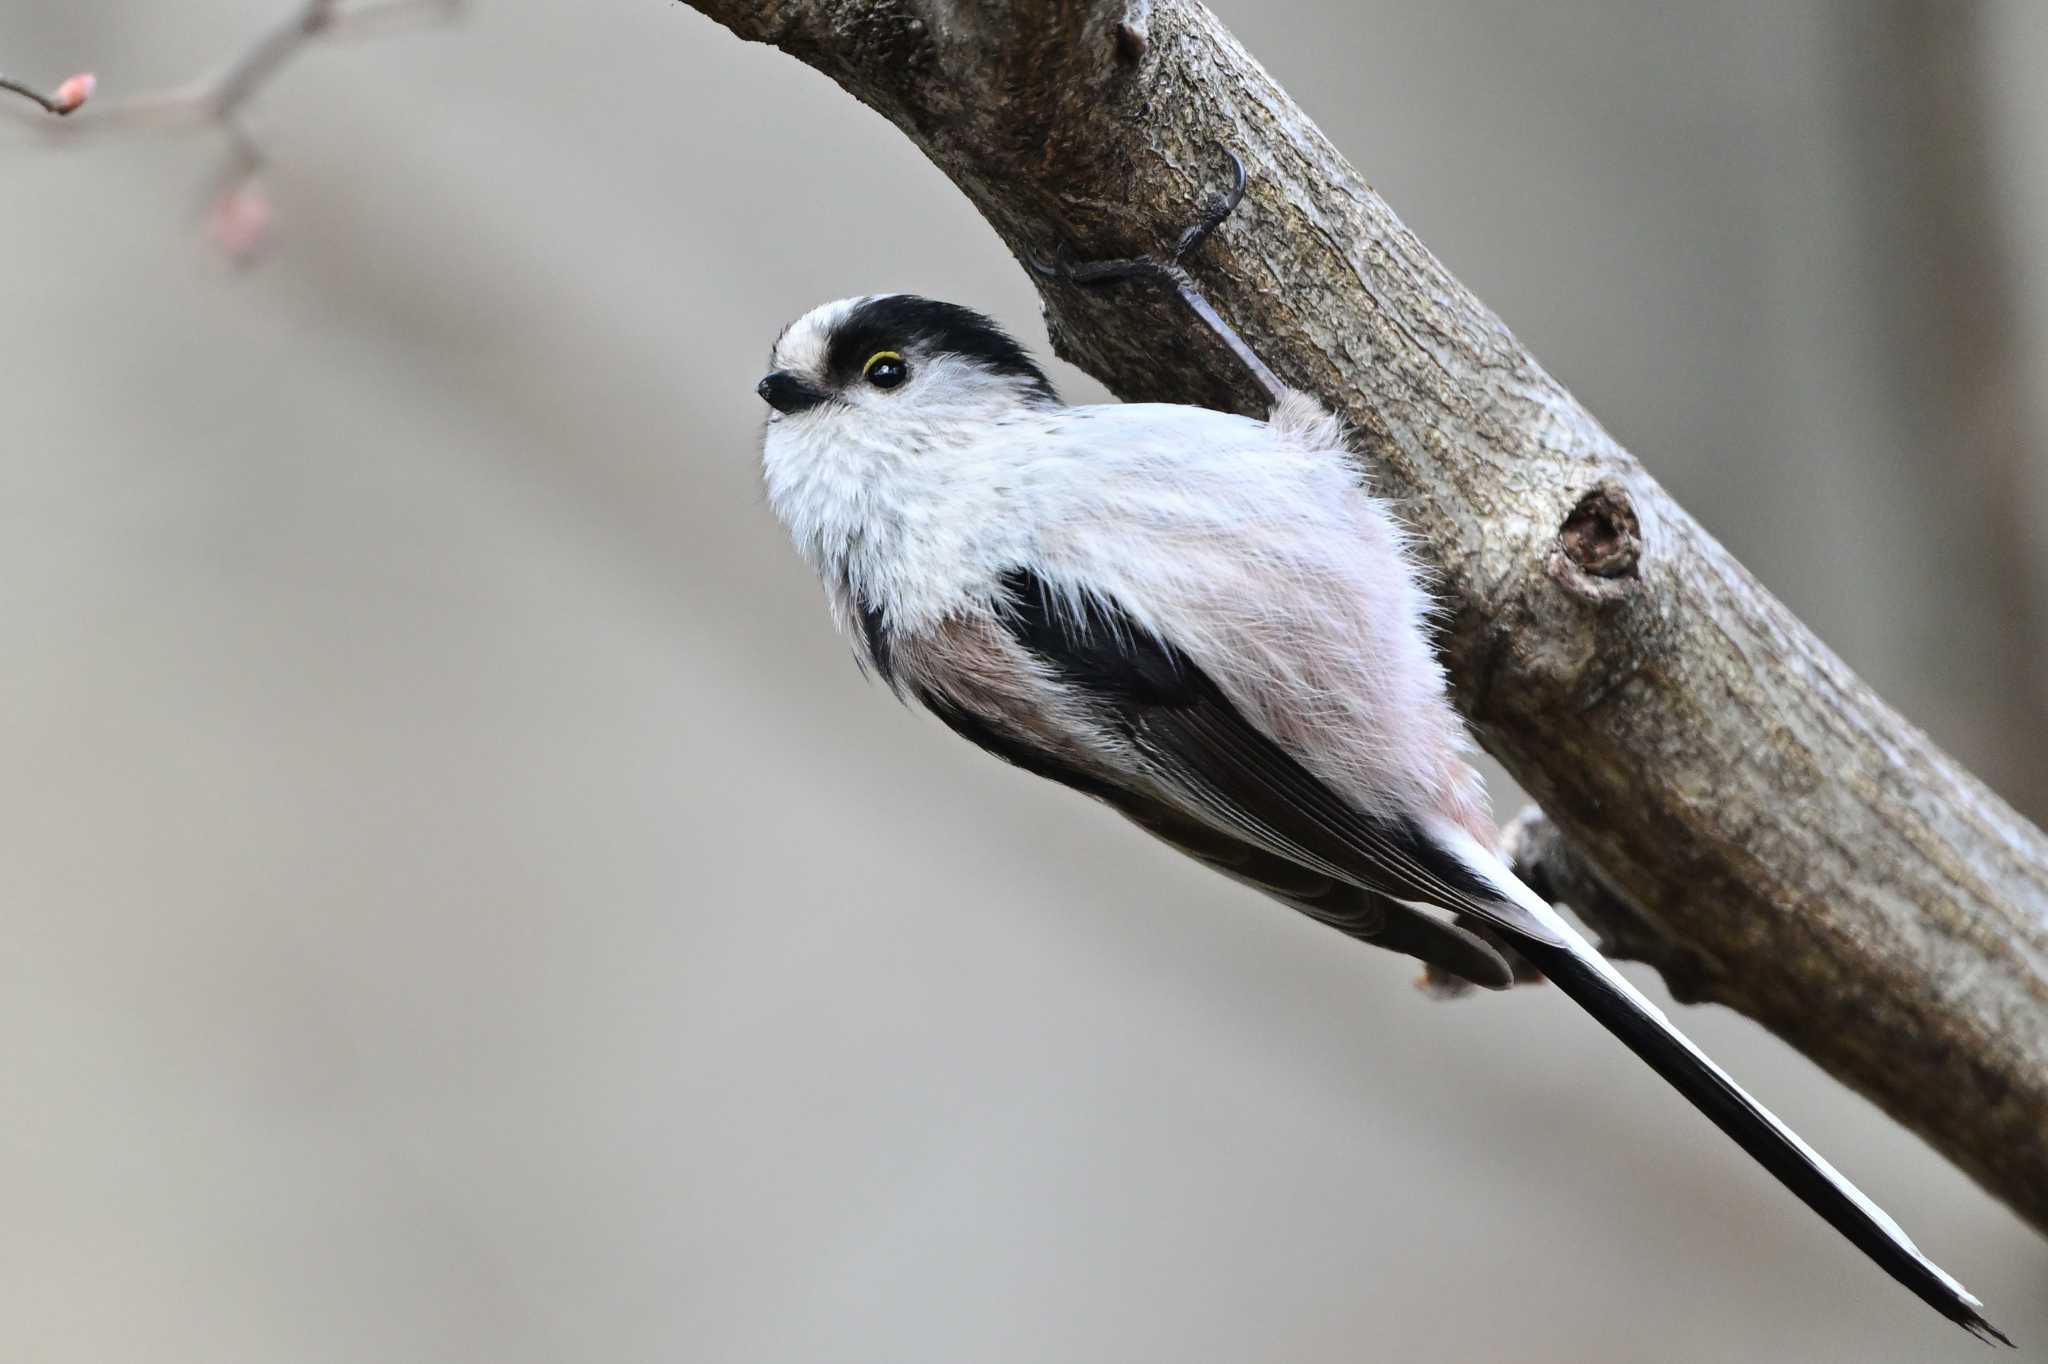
[5,2,2047,1360]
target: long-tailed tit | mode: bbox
[752,158,2007,1345]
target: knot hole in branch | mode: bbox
[1529,476,1650,705]
[1558,479,1641,584]
[1115,19,1148,64]
[1113,0,1152,65]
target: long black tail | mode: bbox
[1514,935,2012,1347]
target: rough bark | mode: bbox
[676,0,2048,1229]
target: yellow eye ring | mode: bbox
[863,350,909,389]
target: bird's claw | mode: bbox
[1026,239,1177,289]
[1027,149,1283,404]
[1027,149,1248,288]
[1171,148,1248,261]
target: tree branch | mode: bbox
[675,0,2048,1230]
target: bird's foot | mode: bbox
[1027,150,1283,403]
[1027,148,1249,288]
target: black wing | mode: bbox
[990,569,1560,948]
[919,687,1516,989]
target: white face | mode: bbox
[756,294,1060,626]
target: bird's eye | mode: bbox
[863,351,908,390]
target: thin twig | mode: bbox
[0,72,93,117]
[3,0,460,257]
[3,0,459,134]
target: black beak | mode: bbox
[757,370,829,415]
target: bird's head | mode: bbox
[757,294,1058,441]
[756,294,1060,621]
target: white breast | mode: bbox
[767,390,1489,835]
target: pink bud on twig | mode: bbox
[207,180,272,261]
[52,73,96,113]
